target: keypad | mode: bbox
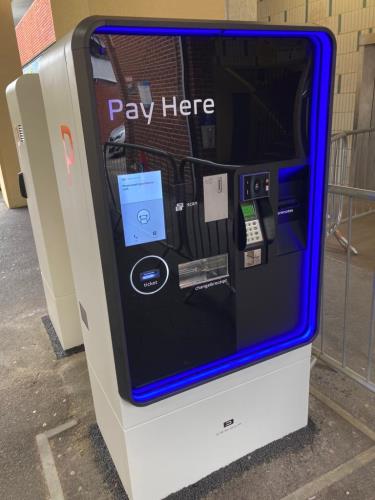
[245,220,263,245]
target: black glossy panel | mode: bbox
[90,33,313,389]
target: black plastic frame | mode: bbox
[68,16,336,405]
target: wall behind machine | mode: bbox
[15,0,56,66]
[258,0,375,133]
[14,0,259,70]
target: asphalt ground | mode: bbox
[1,194,375,500]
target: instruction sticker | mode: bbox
[203,173,228,223]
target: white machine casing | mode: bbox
[38,35,311,500]
[6,74,82,351]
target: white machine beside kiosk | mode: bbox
[6,74,82,351]
[33,17,334,500]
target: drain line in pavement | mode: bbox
[36,419,78,500]
[280,445,375,500]
[310,386,375,442]
[280,386,375,500]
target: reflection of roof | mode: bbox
[91,56,117,83]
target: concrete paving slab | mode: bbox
[311,361,375,435]
[317,458,375,500]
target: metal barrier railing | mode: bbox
[327,133,349,244]
[327,128,375,254]
[315,184,375,393]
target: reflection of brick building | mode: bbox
[111,35,191,158]
[94,35,191,158]
[93,35,219,160]
[93,34,307,166]
[183,38,216,160]
[94,79,123,143]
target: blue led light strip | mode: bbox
[94,25,334,403]
[95,26,222,36]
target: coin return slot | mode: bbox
[178,254,229,289]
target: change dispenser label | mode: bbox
[118,171,166,247]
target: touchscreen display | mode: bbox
[117,171,166,247]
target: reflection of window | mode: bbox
[90,35,117,83]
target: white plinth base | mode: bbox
[88,345,311,500]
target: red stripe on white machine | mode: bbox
[60,125,74,186]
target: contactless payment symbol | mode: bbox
[137,209,150,224]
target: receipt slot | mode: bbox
[38,18,335,500]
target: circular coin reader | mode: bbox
[130,255,169,295]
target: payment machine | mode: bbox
[37,17,335,500]
[6,74,82,351]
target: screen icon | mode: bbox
[137,209,150,224]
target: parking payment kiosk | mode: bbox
[38,17,335,499]
[6,75,82,350]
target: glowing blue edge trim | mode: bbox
[94,26,333,403]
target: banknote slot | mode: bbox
[140,269,161,282]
